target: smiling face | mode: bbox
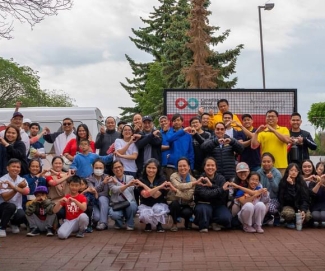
[177,159,190,178]
[143,120,153,133]
[204,158,217,178]
[290,115,302,130]
[261,155,274,172]
[242,117,253,129]
[172,117,183,130]
[237,171,250,181]
[316,163,324,176]
[133,114,142,128]
[30,125,40,137]
[159,117,170,130]
[11,116,23,128]
[62,119,73,133]
[52,157,63,172]
[105,117,116,131]
[77,126,87,139]
[5,127,18,143]
[214,123,226,139]
[112,161,124,178]
[146,162,158,179]
[122,125,133,140]
[248,174,260,190]
[265,112,278,126]
[69,181,81,195]
[201,114,210,127]
[7,162,21,178]
[190,119,202,132]
[29,160,41,175]
[302,161,314,177]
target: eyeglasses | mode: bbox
[113,166,123,170]
[63,123,72,126]
[215,128,225,131]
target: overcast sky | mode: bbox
[0,0,324,135]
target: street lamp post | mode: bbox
[258,3,274,89]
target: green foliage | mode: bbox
[120,0,243,118]
[0,57,75,108]
[310,132,325,155]
[308,102,325,130]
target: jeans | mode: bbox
[109,201,138,228]
[212,205,232,228]
[93,196,109,225]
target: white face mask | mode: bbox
[94,169,104,176]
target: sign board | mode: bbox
[164,89,297,128]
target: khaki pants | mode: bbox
[281,206,312,223]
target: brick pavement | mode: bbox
[1,221,325,271]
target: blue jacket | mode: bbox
[166,129,194,169]
[160,127,173,167]
[70,152,113,178]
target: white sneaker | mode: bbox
[11,225,20,234]
[212,223,222,231]
[0,229,6,237]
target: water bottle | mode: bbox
[296,210,302,231]
[290,141,299,161]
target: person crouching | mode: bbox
[26,186,56,237]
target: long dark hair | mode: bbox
[278,163,309,208]
[141,158,162,180]
[4,124,21,142]
[301,159,316,176]
[76,124,90,147]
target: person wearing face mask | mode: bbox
[86,160,111,231]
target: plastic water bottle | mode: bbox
[296,210,302,231]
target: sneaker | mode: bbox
[114,226,122,230]
[145,224,152,232]
[27,228,40,237]
[263,214,274,226]
[212,223,222,231]
[96,223,108,231]
[273,216,281,226]
[156,223,165,233]
[76,231,85,238]
[286,222,296,229]
[11,225,20,234]
[126,226,134,231]
[243,224,256,233]
[0,229,6,238]
[321,222,325,228]
[46,227,54,236]
[85,226,93,233]
[253,224,264,233]
[199,228,208,233]
[170,225,178,232]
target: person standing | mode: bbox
[134,115,162,177]
[288,112,317,165]
[28,123,47,165]
[43,118,76,156]
[159,116,173,177]
[251,110,291,176]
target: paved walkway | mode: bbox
[1,222,325,271]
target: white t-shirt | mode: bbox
[114,138,138,173]
[0,174,28,209]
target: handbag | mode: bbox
[111,201,130,211]
[61,155,72,172]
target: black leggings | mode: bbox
[168,200,193,225]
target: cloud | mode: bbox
[0,0,324,137]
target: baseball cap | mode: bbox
[241,114,252,120]
[34,186,48,195]
[23,118,32,124]
[12,112,23,118]
[142,115,153,122]
[236,162,249,173]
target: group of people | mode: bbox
[0,99,324,239]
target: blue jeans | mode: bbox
[109,201,138,228]
[93,196,109,225]
[212,205,232,228]
[194,203,212,230]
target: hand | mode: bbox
[60,197,69,204]
[266,125,275,133]
[222,181,230,191]
[296,136,303,145]
[301,211,306,222]
[88,135,93,141]
[15,101,22,109]
[208,109,214,116]
[0,137,8,146]
[152,130,161,137]
[44,127,51,134]
[102,175,111,184]
[133,134,142,142]
[183,127,192,134]
[18,180,27,188]
[256,125,267,133]
[218,138,225,145]
[287,176,294,185]
[69,169,75,176]
[231,120,241,128]
[198,107,204,116]
[100,126,106,134]
[224,138,231,145]
[266,172,273,179]
[0,181,9,189]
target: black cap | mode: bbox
[142,115,153,122]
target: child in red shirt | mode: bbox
[53,175,88,239]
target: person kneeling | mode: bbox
[26,186,56,237]
[53,176,88,239]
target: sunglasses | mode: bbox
[63,123,72,126]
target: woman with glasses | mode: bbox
[108,160,138,230]
[114,125,138,177]
[278,163,312,229]
[201,122,244,181]
[63,124,95,162]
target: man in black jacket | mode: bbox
[135,115,162,177]
[288,112,317,165]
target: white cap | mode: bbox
[23,118,32,124]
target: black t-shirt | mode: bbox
[138,175,167,207]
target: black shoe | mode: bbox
[156,223,165,233]
[46,227,54,237]
[145,224,152,232]
[184,220,192,230]
[27,228,40,237]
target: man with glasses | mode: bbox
[43,118,76,156]
[251,110,291,175]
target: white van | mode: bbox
[0,107,104,166]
